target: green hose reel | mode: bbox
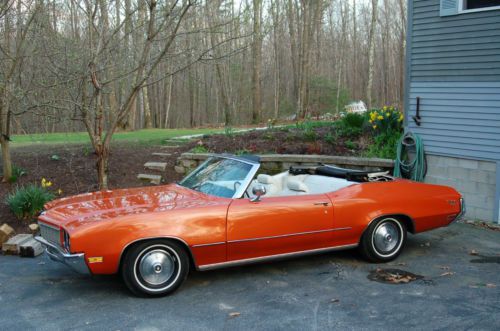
[394,132,427,182]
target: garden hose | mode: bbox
[393,132,427,182]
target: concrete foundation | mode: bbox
[425,155,499,223]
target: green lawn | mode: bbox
[10,128,223,146]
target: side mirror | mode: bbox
[251,185,266,202]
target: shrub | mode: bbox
[224,126,235,137]
[335,112,365,137]
[6,184,55,220]
[190,145,210,154]
[5,165,27,183]
[368,106,403,133]
[324,132,336,145]
[345,140,357,150]
[295,120,318,141]
[365,130,402,159]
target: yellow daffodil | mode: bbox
[377,115,384,120]
[57,189,63,195]
[383,106,387,110]
[369,119,373,123]
[386,112,390,117]
[372,125,377,129]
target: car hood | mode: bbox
[39,184,225,231]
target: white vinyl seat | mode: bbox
[246,171,358,198]
[280,178,309,196]
[302,175,355,194]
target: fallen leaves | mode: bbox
[465,220,500,231]
[369,268,421,284]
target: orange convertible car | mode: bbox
[36,154,464,296]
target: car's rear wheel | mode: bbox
[121,239,189,297]
[359,217,406,262]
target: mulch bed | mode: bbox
[186,126,372,156]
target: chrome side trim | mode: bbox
[227,227,352,244]
[35,236,90,275]
[198,243,358,271]
[191,241,226,248]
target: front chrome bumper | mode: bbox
[35,236,90,275]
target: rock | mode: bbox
[137,174,162,185]
[29,223,40,234]
[181,159,197,168]
[144,162,168,171]
[174,165,185,174]
[0,223,15,245]
[19,237,44,257]
[2,234,33,255]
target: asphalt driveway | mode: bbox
[1,222,499,330]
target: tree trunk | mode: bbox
[367,0,379,109]
[164,74,173,128]
[0,135,12,182]
[251,0,262,124]
[96,146,109,190]
[143,86,153,128]
[286,0,299,102]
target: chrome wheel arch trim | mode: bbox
[118,236,196,273]
[365,213,415,234]
[197,243,358,271]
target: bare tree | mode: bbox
[0,1,38,181]
[251,0,262,123]
[366,0,379,109]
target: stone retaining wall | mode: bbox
[175,153,394,175]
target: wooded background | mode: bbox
[1,0,406,135]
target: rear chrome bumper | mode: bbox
[35,236,90,275]
[452,198,466,223]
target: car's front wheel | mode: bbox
[359,217,406,262]
[121,239,189,297]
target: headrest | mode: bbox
[257,174,274,184]
[287,179,308,192]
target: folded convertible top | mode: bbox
[289,165,371,182]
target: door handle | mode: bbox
[314,202,330,206]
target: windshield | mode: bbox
[179,156,259,198]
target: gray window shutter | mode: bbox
[440,0,459,16]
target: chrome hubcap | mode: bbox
[373,222,399,253]
[139,249,175,286]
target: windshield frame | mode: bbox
[178,154,260,199]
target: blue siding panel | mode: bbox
[405,1,500,162]
[407,82,500,161]
[409,0,500,82]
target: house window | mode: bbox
[461,0,500,11]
